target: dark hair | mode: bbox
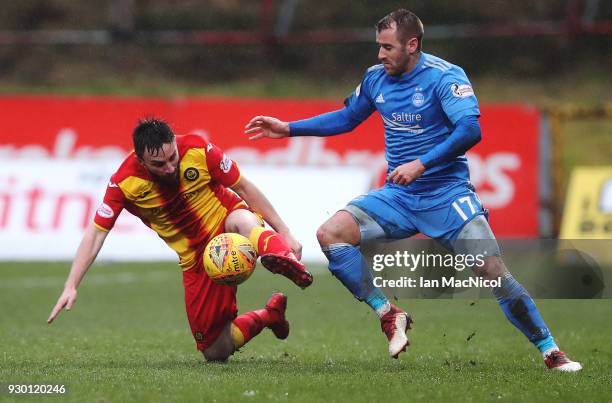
[133,118,175,159]
[376,9,424,50]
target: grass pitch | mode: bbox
[1,262,610,402]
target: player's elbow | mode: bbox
[230,176,250,199]
[462,115,481,149]
[470,126,481,147]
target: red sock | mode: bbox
[231,309,272,348]
[248,227,291,255]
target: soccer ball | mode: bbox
[203,233,258,286]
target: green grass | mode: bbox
[1,262,611,402]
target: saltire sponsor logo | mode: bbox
[451,83,475,98]
[96,203,114,219]
[381,114,424,134]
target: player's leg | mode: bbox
[184,263,290,361]
[202,293,290,361]
[202,323,235,362]
[423,185,581,371]
[225,208,312,288]
[316,210,390,315]
[453,216,582,371]
[231,292,289,347]
[316,188,415,358]
[183,263,238,361]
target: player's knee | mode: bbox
[202,326,235,362]
[202,349,231,362]
[202,342,234,362]
[316,212,360,248]
[224,208,261,237]
[316,224,334,247]
[318,206,382,248]
[474,255,507,280]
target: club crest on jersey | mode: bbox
[220,154,233,173]
[412,92,425,107]
[451,83,474,98]
[184,167,199,181]
[96,203,114,219]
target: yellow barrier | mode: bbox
[560,166,612,239]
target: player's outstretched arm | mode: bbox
[244,116,290,140]
[231,176,302,259]
[246,107,368,140]
[47,224,109,324]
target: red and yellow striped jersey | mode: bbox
[94,134,245,270]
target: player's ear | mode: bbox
[406,37,419,53]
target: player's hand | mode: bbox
[282,231,303,260]
[387,159,426,185]
[47,287,77,324]
[244,116,290,140]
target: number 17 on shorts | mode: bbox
[452,195,480,222]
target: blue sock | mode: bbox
[322,243,389,315]
[492,273,558,353]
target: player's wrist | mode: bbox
[286,122,294,137]
[63,282,78,292]
[417,157,430,170]
[276,226,291,237]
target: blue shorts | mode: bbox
[349,182,487,249]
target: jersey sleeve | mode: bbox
[205,142,241,187]
[343,71,377,121]
[93,175,126,232]
[435,67,481,125]
[289,71,376,136]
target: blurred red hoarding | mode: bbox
[0,96,539,237]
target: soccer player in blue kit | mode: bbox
[245,9,581,371]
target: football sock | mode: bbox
[491,272,558,353]
[536,337,559,357]
[231,309,273,349]
[249,226,291,256]
[322,243,390,316]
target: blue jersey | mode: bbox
[290,52,481,191]
[347,53,479,189]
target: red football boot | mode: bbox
[544,350,582,372]
[264,292,289,339]
[260,251,313,289]
[380,305,413,358]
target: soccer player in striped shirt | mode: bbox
[245,9,581,371]
[48,118,312,361]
